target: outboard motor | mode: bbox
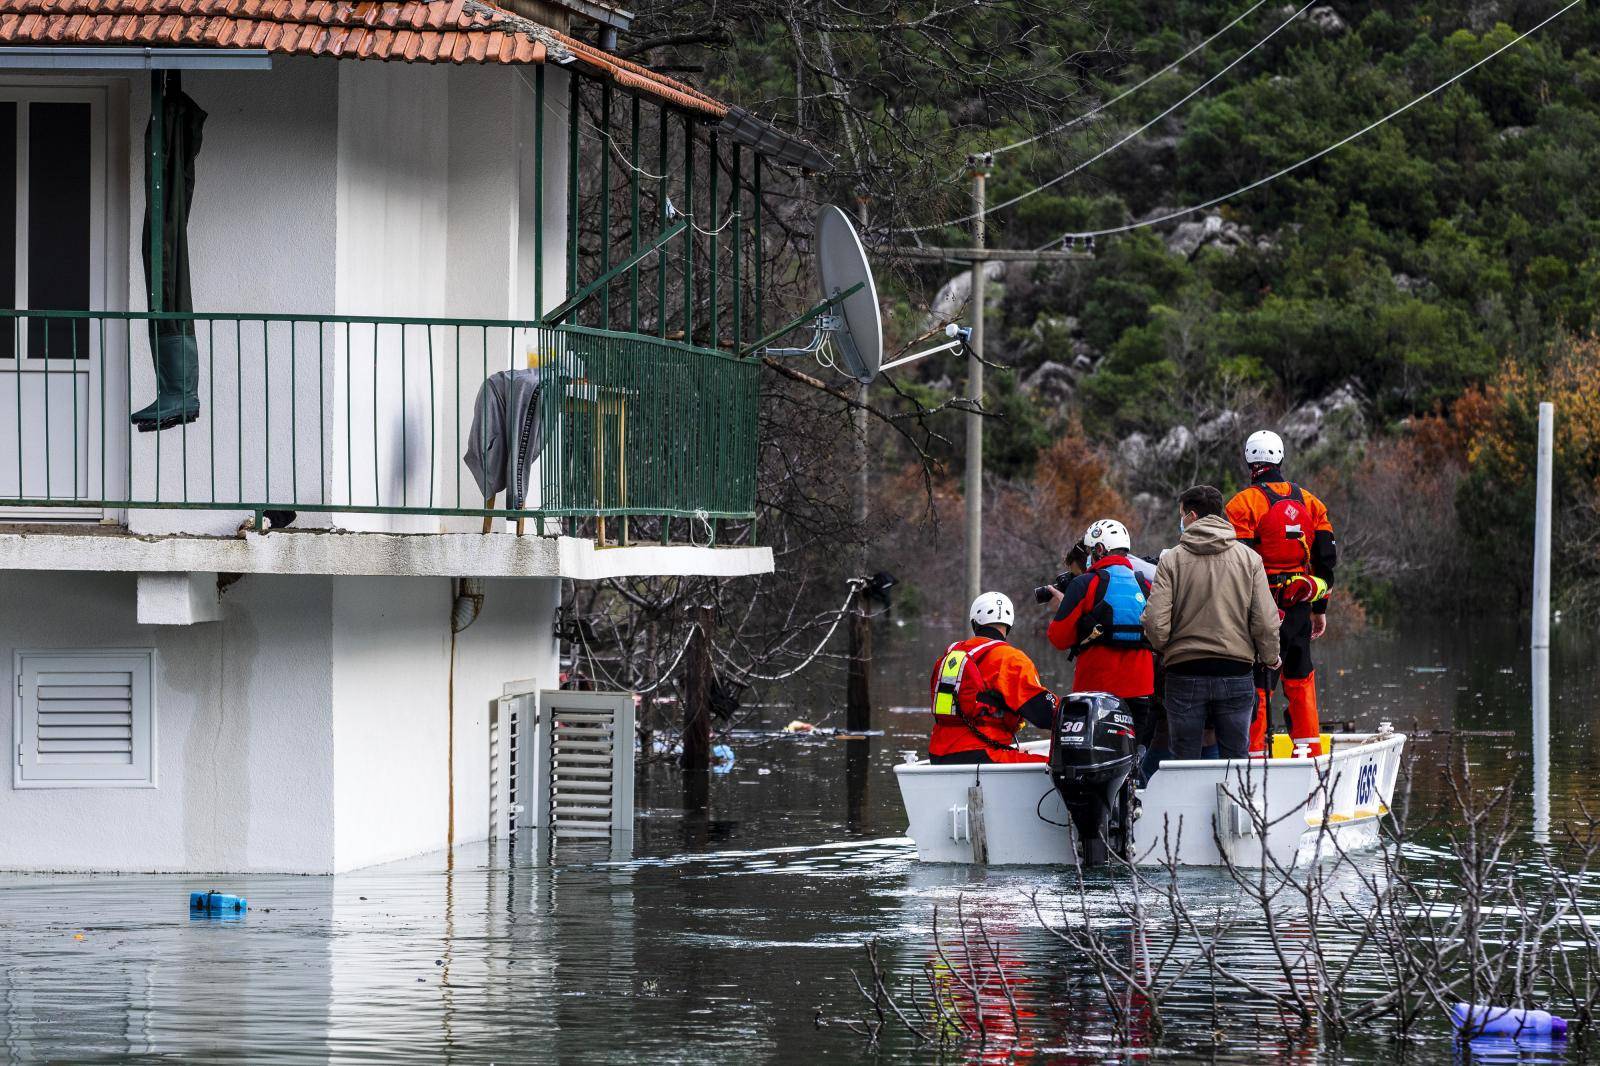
[1048,692,1138,866]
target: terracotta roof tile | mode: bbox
[0,0,728,116]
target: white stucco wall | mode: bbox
[332,62,571,537]
[125,59,339,537]
[95,59,571,540]
[332,62,449,535]
[0,570,336,873]
[439,65,524,533]
[329,575,556,871]
[0,569,560,874]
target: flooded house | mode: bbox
[0,0,819,874]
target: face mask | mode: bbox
[1179,514,1188,534]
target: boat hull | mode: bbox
[893,732,1406,867]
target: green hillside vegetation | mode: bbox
[933,3,1600,616]
[638,0,1600,616]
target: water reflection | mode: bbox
[845,738,871,832]
[0,621,1596,1063]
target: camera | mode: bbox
[1033,571,1073,605]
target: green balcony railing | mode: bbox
[0,310,758,536]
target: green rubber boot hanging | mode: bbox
[134,70,206,433]
[131,331,200,432]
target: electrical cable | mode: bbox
[892,0,1316,235]
[576,580,864,694]
[637,631,696,694]
[988,0,1274,157]
[1037,787,1072,828]
[714,580,863,684]
[1037,0,1584,246]
[585,117,741,238]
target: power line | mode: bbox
[988,0,1274,157]
[893,0,1316,235]
[1036,0,1585,247]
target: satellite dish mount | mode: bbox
[763,310,847,360]
[742,206,883,384]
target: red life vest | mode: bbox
[929,638,1022,758]
[1251,482,1314,576]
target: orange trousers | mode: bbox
[1250,602,1321,755]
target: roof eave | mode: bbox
[717,106,832,174]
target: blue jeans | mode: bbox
[1164,672,1254,759]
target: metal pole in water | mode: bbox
[1532,400,1553,844]
[963,155,990,606]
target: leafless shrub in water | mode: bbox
[832,741,1600,1055]
[826,895,1028,1056]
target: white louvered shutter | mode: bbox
[13,650,156,788]
[531,690,634,842]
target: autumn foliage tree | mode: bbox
[1453,335,1600,616]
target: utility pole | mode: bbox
[964,154,990,607]
[853,194,873,547]
[847,195,873,734]
[875,204,1092,609]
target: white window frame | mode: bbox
[12,648,157,789]
[0,78,130,524]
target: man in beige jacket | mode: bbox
[1143,485,1282,758]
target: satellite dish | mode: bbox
[759,206,882,384]
[815,206,882,383]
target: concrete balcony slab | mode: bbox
[0,525,773,580]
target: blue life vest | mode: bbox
[1087,564,1150,649]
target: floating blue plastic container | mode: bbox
[1451,1003,1567,1039]
[189,890,248,915]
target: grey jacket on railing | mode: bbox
[464,368,543,510]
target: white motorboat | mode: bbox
[895,727,1407,868]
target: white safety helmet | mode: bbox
[969,591,1015,629]
[1244,429,1285,466]
[1082,518,1131,554]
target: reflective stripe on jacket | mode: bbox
[927,635,1057,758]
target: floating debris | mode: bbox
[190,891,247,915]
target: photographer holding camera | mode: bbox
[1042,519,1157,755]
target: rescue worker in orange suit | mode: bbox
[929,592,1059,765]
[1226,430,1336,756]
[1043,519,1157,760]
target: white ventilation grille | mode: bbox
[39,673,134,763]
[549,708,623,840]
[502,689,634,846]
[488,686,531,843]
[13,650,156,788]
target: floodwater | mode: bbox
[1,618,1597,1064]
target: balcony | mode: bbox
[0,309,766,580]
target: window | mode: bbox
[0,96,99,360]
[12,649,156,788]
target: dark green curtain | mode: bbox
[141,71,205,339]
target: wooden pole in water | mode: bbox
[1532,400,1553,843]
[846,600,872,732]
[683,603,714,773]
